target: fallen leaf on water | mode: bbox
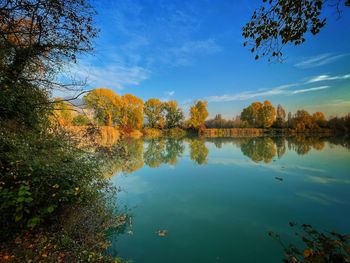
[157,230,167,237]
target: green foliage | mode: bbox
[144,98,165,129]
[269,223,350,263]
[189,139,209,165]
[0,83,51,130]
[240,137,276,163]
[163,100,184,128]
[53,98,74,126]
[241,101,276,128]
[84,88,117,126]
[242,0,330,61]
[0,128,100,237]
[84,89,144,131]
[72,114,90,126]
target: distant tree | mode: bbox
[144,98,165,129]
[121,94,144,131]
[291,110,316,130]
[241,100,275,128]
[313,111,327,128]
[258,100,276,128]
[164,100,184,128]
[328,114,350,132]
[275,104,286,128]
[83,88,118,126]
[242,0,349,61]
[188,100,209,130]
[241,102,263,127]
[53,98,74,126]
[287,112,292,128]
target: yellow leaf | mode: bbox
[303,248,312,258]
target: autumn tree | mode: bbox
[313,111,327,128]
[258,100,276,128]
[0,0,97,126]
[164,100,184,128]
[120,94,144,131]
[52,98,74,126]
[241,102,262,127]
[83,88,118,126]
[242,0,349,61]
[188,100,209,130]
[291,110,316,130]
[144,98,165,129]
[241,101,275,128]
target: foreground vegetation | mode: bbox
[0,1,128,262]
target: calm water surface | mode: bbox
[108,136,350,263]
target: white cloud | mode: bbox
[71,62,150,90]
[160,90,176,101]
[206,71,350,103]
[166,91,175,97]
[307,74,350,83]
[294,53,350,68]
[292,86,330,94]
[206,84,296,102]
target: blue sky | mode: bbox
[71,0,350,118]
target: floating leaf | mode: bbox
[157,230,168,237]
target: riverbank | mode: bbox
[63,126,342,146]
[199,128,337,138]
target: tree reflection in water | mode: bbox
[102,135,347,175]
[188,139,209,165]
[143,138,185,167]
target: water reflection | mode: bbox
[144,139,185,167]
[189,139,209,165]
[104,136,348,175]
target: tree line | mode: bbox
[55,88,209,132]
[56,90,350,133]
[206,100,350,132]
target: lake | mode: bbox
[108,136,350,263]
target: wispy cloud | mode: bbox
[160,90,176,101]
[71,61,150,90]
[291,86,330,94]
[294,53,350,69]
[206,84,329,102]
[165,39,221,66]
[206,71,350,103]
[307,74,350,83]
[166,91,175,97]
[206,84,294,102]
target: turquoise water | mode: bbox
[108,137,350,263]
